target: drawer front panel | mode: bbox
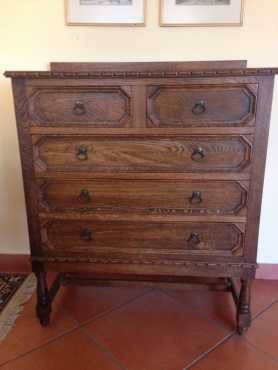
[147,84,257,127]
[41,220,244,257]
[28,86,132,127]
[38,179,248,216]
[34,135,252,174]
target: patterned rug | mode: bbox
[0,274,36,342]
[0,275,27,312]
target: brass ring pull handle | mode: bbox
[73,100,86,116]
[187,232,201,246]
[190,191,203,205]
[80,228,93,242]
[76,146,88,161]
[78,189,91,203]
[192,100,206,115]
[191,147,205,162]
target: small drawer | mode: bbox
[38,179,248,217]
[33,135,252,174]
[147,84,257,127]
[28,86,132,127]
[40,220,244,258]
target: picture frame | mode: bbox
[160,0,244,27]
[66,0,146,26]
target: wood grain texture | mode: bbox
[50,60,248,72]
[28,86,132,127]
[33,258,257,279]
[37,179,248,217]
[40,219,244,258]
[244,76,276,262]
[33,135,252,174]
[5,61,276,330]
[147,84,256,127]
[11,79,42,259]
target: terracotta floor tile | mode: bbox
[0,330,122,370]
[246,302,278,360]
[252,279,278,316]
[0,294,78,366]
[85,290,228,370]
[190,335,278,370]
[164,289,236,331]
[57,284,150,323]
[163,279,278,332]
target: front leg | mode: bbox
[237,278,252,335]
[35,270,51,327]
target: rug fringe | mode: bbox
[0,274,36,343]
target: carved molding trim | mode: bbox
[147,84,257,128]
[31,255,257,270]
[33,134,253,174]
[4,68,278,80]
[37,179,248,217]
[28,86,132,127]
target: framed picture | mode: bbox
[66,0,146,26]
[160,0,244,27]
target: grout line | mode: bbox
[76,287,155,328]
[183,331,235,370]
[57,285,154,328]
[184,300,278,370]
[81,326,129,370]
[0,288,153,368]
[252,299,278,321]
[245,300,278,365]
[160,288,236,334]
[2,287,277,370]
[0,318,81,368]
[244,338,278,365]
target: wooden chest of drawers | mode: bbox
[5,61,278,334]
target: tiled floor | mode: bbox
[1,279,278,370]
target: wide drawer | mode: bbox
[147,84,257,127]
[38,179,248,217]
[41,220,244,257]
[33,135,252,174]
[28,86,132,127]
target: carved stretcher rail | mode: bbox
[31,255,257,269]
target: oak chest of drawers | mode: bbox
[5,61,278,334]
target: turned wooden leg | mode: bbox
[35,270,51,327]
[237,278,252,335]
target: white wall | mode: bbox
[0,0,277,262]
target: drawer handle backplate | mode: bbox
[78,189,91,203]
[187,232,201,246]
[76,146,88,161]
[73,100,86,116]
[191,147,205,162]
[192,100,206,115]
[80,228,93,242]
[190,191,203,204]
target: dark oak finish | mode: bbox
[37,179,248,217]
[40,219,244,258]
[5,61,277,334]
[28,86,132,127]
[50,60,248,72]
[33,135,252,174]
[147,84,256,127]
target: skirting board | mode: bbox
[0,254,277,280]
[256,264,278,280]
[0,254,31,274]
